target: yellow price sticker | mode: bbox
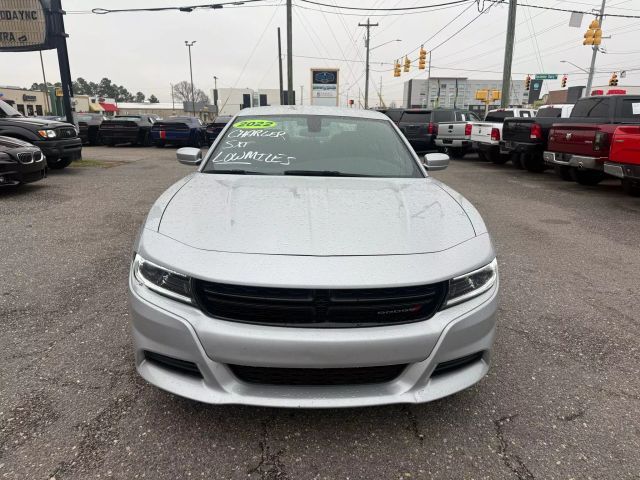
[233,119,277,129]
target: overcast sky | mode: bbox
[2,0,639,106]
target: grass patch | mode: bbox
[69,158,128,169]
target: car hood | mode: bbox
[3,117,72,128]
[157,174,476,256]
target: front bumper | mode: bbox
[0,156,47,186]
[128,269,498,408]
[543,151,604,171]
[435,139,471,149]
[33,138,82,160]
[499,140,540,155]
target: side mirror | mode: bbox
[423,153,449,171]
[177,147,202,165]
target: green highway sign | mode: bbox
[534,74,558,80]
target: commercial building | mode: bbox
[0,85,48,116]
[403,77,528,114]
[213,88,290,116]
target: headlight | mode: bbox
[444,258,498,307]
[132,254,192,303]
[37,129,57,139]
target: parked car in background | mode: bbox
[605,125,640,196]
[435,110,482,158]
[99,115,156,147]
[544,95,640,185]
[380,107,405,125]
[76,113,106,145]
[151,116,206,148]
[0,99,82,170]
[204,115,233,145]
[0,135,47,187]
[470,108,537,164]
[501,104,574,172]
[399,108,477,151]
[129,106,498,407]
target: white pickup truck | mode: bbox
[470,108,537,164]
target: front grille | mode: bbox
[56,127,77,138]
[144,351,202,378]
[192,281,448,328]
[33,151,42,162]
[17,152,33,164]
[229,364,407,386]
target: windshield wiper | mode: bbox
[208,169,267,175]
[284,170,371,177]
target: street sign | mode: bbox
[0,0,56,52]
[535,74,558,80]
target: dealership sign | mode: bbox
[0,0,56,51]
[310,69,340,107]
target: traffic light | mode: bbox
[525,75,531,91]
[561,75,568,87]
[475,89,488,101]
[609,72,618,86]
[584,19,602,46]
[393,59,401,77]
[418,46,427,70]
[403,56,411,73]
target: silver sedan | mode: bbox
[128,105,498,407]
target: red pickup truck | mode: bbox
[543,95,640,185]
[605,125,640,196]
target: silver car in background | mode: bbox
[128,106,499,408]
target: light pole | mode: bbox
[560,60,589,74]
[213,75,218,115]
[185,40,196,116]
[586,0,607,96]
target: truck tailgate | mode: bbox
[470,123,495,144]
[549,124,599,156]
[502,118,535,143]
[437,122,468,141]
[610,125,640,165]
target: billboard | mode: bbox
[311,69,339,107]
[0,0,55,51]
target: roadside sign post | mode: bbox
[0,0,75,124]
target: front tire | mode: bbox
[571,169,605,186]
[47,157,73,170]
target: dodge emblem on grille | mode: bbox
[565,133,572,140]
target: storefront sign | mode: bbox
[22,94,37,101]
[0,0,55,51]
[310,69,339,107]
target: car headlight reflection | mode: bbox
[444,258,498,307]
[132,254,192,303]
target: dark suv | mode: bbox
[0,99,82,169]
[398,108,474,151]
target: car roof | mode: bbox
[235,105,389,120]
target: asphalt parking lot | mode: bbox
[1,146,639,480]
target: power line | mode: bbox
[91,0,272,14]
[297,0,471,12]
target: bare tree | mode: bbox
[172,81,209,105]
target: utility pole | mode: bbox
[586,0,606,96]
[185,40,197,116]
[51,0,74,124]
[39,51,51,114]
[286,0,293,104]
[300,85,304,105]
[170,83,175,113]
[213,76,218,115]
[427,51,432,108]
[500,0,517,108]
[359,18,379,109]
[277,27,284,105]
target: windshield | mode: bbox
[0,100,24,118]
[537,107,562,118]
[202,115,422,178]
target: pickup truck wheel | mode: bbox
[445,147,464,159]
[511,154,523,169]
[523,153,545,173]
[554,165,573,181]
[571,169,605,186]
[622,179,640,197]
[490,151,510,164]
[477,151,489,162]
[47,157,73,170]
